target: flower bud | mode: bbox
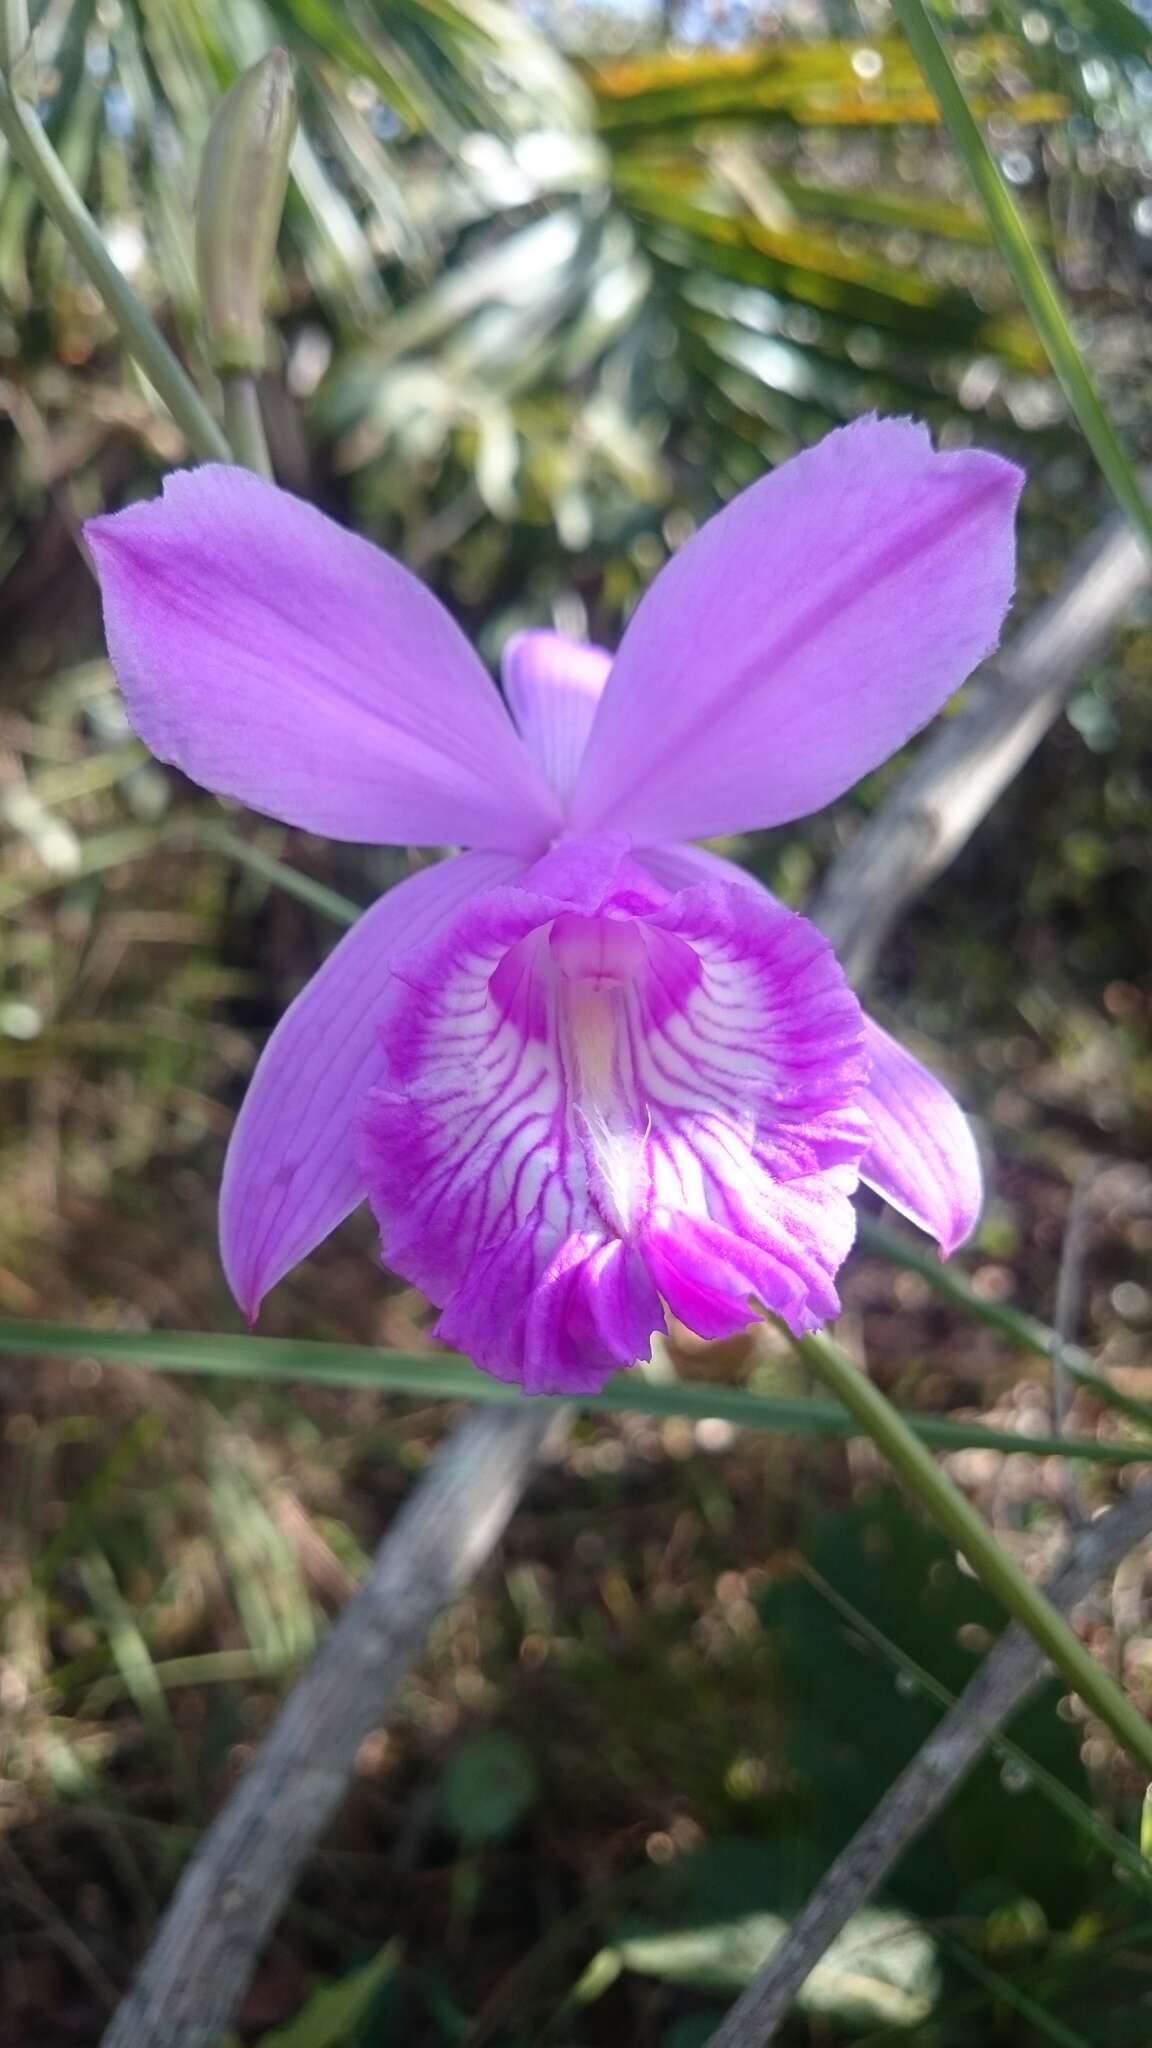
[195,49,296,376]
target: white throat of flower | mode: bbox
[560,977,652,1240]
[549,912,656,1241]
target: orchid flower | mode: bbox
[85,417,1021,1395]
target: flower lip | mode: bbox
[359,837,871,1394]
[549,911,649,988]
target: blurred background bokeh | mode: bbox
[2,1,1152,2041]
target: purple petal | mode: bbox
[639,841,765,896]
[435,1230,665,1397]
[359,836,870,1391]
[644,1182,858,1342]
[644,843,983,1256]
[86,466,560,854]
[858,1019,982,1256]
[220,850,525,1320]
[502,631,612,802]
[570,418,1022,843]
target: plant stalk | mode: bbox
[894,0,1152,557]
[0,69,230,464]
[0,0,31,81]
[793,1325,1152,1779]
[220,375,271,477]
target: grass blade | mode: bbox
[940,1936,1097,2048]
[893,0,1152,555]
[77,1550,174,1736]
[857,1215,1152,1439]
[193,822,361,927]
[0,1315,1147,1464]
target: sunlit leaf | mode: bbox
[589,36,1066,131]
[622,179,1044,363]
[613,1840,939,2024]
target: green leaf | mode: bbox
[590,36,1065,132]
[800,1906,940,2027]
[615,170,1043,362]
[77,1548,174,1734]
[618,1909,789,1993]
[437,1729,539,1843]
[796,1551,1152,1893]
[774,173,1000,242]
[760,1495,1101,1920]
[0,1412,161,1621]
[194,822,361,928]
[0,1315,1148,1463]
[894,0,1152,556]
[0,0,581,324]
[254,1945,400,2047]
[1057,0,1152,63]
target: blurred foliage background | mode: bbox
[2,0,1152,2042]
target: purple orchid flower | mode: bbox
[85,416,1021,1395]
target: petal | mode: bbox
[644,1180,858,1341]
[639,841,766,897]
[359,841,870,1390]
[502,631,612,802]
[220,850,526,1320]
[858,1019,982,1256]
[644,845,983,1254]
[86,466,560,854]
[436,1230,664,1397]
[570,418,1022,843]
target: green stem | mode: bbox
[893,0,1152,557]
[857,1215,1152,1440]
[793,1325,1152,1779]
[0,69,230,464]
[221,374,272,478]
[0,0,30,77]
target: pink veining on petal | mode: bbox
[642,841,984,1260]
[358,837,871,1393]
